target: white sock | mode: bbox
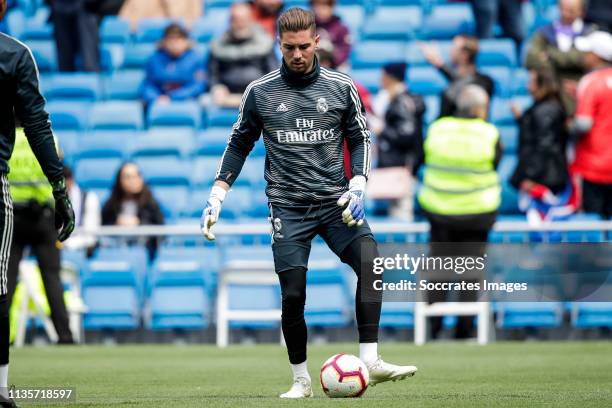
[360,343,378,365]
[0,364,8,398]
[290,361,310,381]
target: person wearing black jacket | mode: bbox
[585,0,612,33]
[420,35,495,118]
[510,69,569,195]
[0,1,75,406]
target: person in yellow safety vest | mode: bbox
[6,128,74,344]
[417,84,502,340]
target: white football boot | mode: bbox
[279,377,313,399]
[367,357,418,386]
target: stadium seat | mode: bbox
[206,106,239,128]
[572,302,612,328]
[476,39,517,67]
[489,98,515,127]
[191,17,226,44]
[221,186,253,218]
[104,69,146,100]
[82,261,141,330]
[405,40,452,66]
[305,267,352,328]
[351,41,406,69]
[192,156,221,186]
[242,188,269,219]
[26,40,57,72]
[195,129,231,157]
[360,6,422,41]
[20,20,52,41]
[99,43,126,72]
[148,101,202,129]
[480,66,512,97]
[149,286,210,330]
[498,125,518,154]
[89,101,144,131]
[135,18,172,43]
[350,68,381,94]
[74,157,123,190]
[240,157,266,187]
[45,73,102,102]
[335,5,364,35]
[156,246,221,290]
[407,66,448,95]
[379,302,414,328]
[228,284,280,329]
[511,68,530,96]
[131,128,195,159]
[100,16,131,44]
[122,43,156,70]
[77,131,135,160]
[47,101,90,130]
[55,131,80,163]
[421,4,475,39]
[496,302,564,329]
[423,95,441,125]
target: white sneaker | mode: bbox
[367,357,417,386]
[279,377,313,399]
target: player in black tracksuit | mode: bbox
[201,8,417,398]
[0,1,75,406]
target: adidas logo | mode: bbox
[276,103,288,112]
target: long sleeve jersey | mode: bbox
[0,33,63,182]
[215,57,371,206]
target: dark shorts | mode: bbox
[269,201,373,274]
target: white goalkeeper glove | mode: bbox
[200,185,227,241]
[337,175,366,227]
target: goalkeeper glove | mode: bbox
[337,175,366,227]
[200,185,227,241]
[51,178,75,242]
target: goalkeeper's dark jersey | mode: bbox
[215,57,371,206]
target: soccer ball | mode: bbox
[320,353,369,398]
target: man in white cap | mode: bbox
[573,31,612,220]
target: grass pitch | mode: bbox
[9,341,612,407]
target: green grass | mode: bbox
[8,342,612,407]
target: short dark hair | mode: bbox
[163,23,189,39]
[457,35,479,65]
[533,68,561,102]
[277,7,316,37]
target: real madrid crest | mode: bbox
[316,97,328,113]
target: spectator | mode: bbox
[417,85,500,339]
[208,3,277,108]
[469,0,524,46]
[372,62,424,219]
[510,69,575,225]
[50,0,100,72]
[420,35,494,118]
[250,0,283,38]
[102,162,164,259]
[141,23,205,107]
[572,31,612,219]
[525,0,594,115]
[585,0,612,33]
[62,165,101,256]
[311,0,351,69]
[119,0,202,32]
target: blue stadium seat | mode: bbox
[92,246,149,284]
[99,43,126,72]
[305,267,352,328]
[423,95,440,125]
[100,16,131,44]
[195,129,231,157]
[498,125,518,154]
[206,106,239,128]
[222,245,273,264]
[511,68,530,96]
[183,188,210,218]
[156,246,221,285]
[122,43,156,70]
[497,155,520,214]
[149,286,209,330]
[74,157,123,190]
[408,66,448,95]
[104,69,146,100]
[82,261,141,330]
[351,41,406,69]
[380,302,414,328]
[191,17,224,43]
[242,188,268,219]
[481,66,512,97]
[421,4,475,39]
[405,40,452,66]
[77,131,135,160]
[55,131,80,164]
[135,18,172,43]
[350,68,381,93]
[476,39,517,67]
[192,156,221,186]
[335,5,364,35]
[89,101,144,130]
[135,157,192,184]
[228,285,280,329]
[148,101,202,129]
[20,20,52,41]
[489,98,514,126]
[26,40,57,72]
[496,302,564,329]
[45,73,102,102]
[360,6,422,41]
[47,101,90,130]
[239,157,266,187]
[131,128,195,159]
[220,186,253,218]
[572,302,612,328]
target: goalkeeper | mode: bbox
[201,7,417,399]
